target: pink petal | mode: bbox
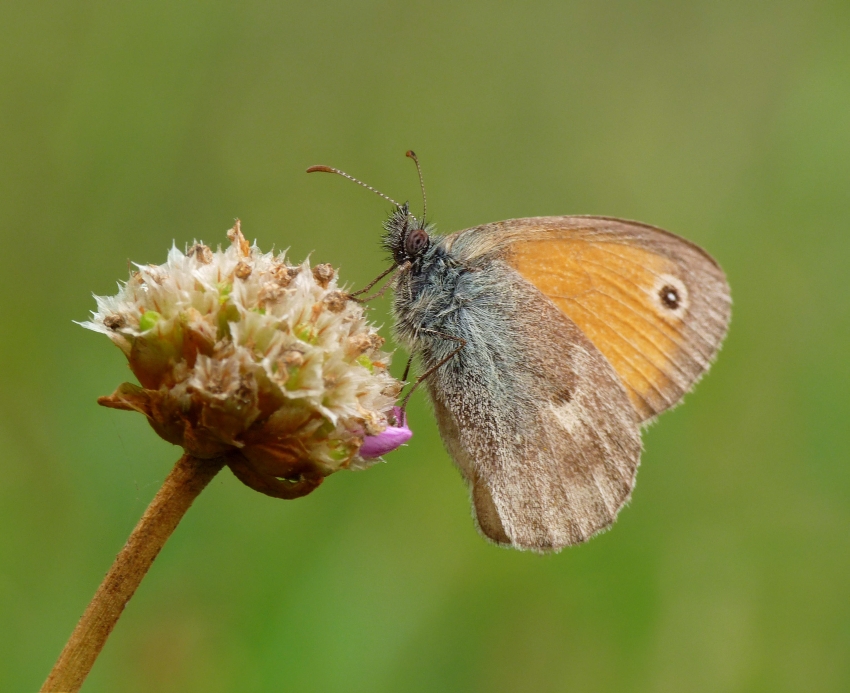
[360,407,412,458]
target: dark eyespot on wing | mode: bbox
[659,285,680,309]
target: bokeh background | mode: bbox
[2,1,849,691]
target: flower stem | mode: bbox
[40,454,225,692]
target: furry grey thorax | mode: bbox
[385,212,473,360]
[383,205,526,390]
[390,232,534,414]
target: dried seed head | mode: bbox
[103,314,125,330]
[323,290,349,313]
[348,333,384,356]
[227,220,251,256]
[187,243,213,264]
[312,263,335,288]
[80,222,405,499]
[271,263,299,287]
[234,260,252,280]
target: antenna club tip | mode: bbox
[306,165,335,174]
[405,150,417,159]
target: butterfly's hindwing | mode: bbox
[396,256,641,551]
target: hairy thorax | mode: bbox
[391,241,466,352]
[392,240,530,384]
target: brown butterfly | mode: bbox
[309,154,731,552]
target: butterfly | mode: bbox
[309,153,731,552]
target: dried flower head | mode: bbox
[81,222,405,498]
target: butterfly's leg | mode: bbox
[401,354,415,383]
[348,263,402,303]
[399,329,466,412]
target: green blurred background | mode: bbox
[2,1,849,691]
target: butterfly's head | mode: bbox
[382,203,431,265]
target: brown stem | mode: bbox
[41,453,225,693]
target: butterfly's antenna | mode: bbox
[405,150,427,221]
[306,165,402,208]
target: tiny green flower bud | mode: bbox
[138,311,161,332]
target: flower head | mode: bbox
[81,222,405,498]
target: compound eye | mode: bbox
[404,227,429,256]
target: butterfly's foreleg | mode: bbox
[347,263,396,302]
[401,354,415,383]
[348,261,410,303]
[399,329,466,412]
